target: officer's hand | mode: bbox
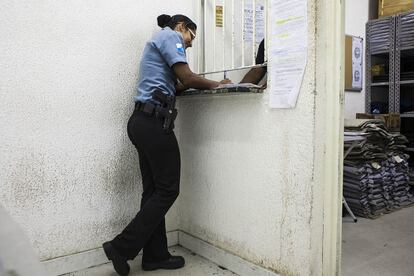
[219,79,233,84]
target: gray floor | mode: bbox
[3,201,413,276]
[0,205,49,276]
[67,246,238,276]
[342,206,414,276]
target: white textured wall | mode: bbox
[0,0,197,260]
[344,0,369,119]
[1,1,335,274]
[175,1,322,275]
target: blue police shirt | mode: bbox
[134,27,187,104]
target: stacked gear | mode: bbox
[344,119,414,218]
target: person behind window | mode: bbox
[240,39,267,85]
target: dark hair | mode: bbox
[157,14,197,31]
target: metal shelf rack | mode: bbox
[395,11,414,114]
[366,11,414,115]
[365,16,396,113]
[366,12,414,155]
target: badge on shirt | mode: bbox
[176,43,185,54]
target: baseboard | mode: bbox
[42,230,179,276]
[178,231,279,276]
[42,230,278,276]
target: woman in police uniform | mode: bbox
[102,14,229,276]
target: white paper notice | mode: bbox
[352,65,362,89]
[243,3,253,42]
[255,5,265,44]
[352,37,363,89]
[352,37,363,64]
[269,0,308,108]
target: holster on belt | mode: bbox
[153,90,178,133]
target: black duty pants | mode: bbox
[111,108,180,261]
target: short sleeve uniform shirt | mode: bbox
[135,27,187,104]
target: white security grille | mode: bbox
[196,0,268,79]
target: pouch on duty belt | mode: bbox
[153,90,178,133]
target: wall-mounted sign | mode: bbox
[269,0,308,108]
[243,4,265,44]
[345,35,363,91]
[255,5,265,45]
[243,3,253,41]
[216,5,223,27]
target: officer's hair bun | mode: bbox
[157,14,172,28]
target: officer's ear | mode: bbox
[175,22,185,32]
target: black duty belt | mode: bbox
[135,90,178,133]
[135,101,163,118]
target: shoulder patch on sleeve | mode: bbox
[176,43,185,54]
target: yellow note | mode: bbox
[216,6,223,27]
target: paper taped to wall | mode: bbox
[268,0,308,108]
[255,5,265,45]
[243,4,265,44]
[352,37,363,89]
[243,3,254,42]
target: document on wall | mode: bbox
[255,4,265,44]
[215,5,224,27]
[244,3,265,44]
[243,3,254,42]
[352,37,363,89]
[269,0,308,108]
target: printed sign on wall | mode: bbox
[345,35,363,91]
[255,5,265,45]
[269,0,308,108]
[243,3,253,41]
[216,5,223,27]
[352,37,363,90]
[243,3,265,45]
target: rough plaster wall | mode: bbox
[175,1,319,274]
[344,0,369,119]
[0,0,197,260]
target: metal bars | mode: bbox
[199,0,267,76]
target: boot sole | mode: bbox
[142,258,185,271]
[102,242,130,276]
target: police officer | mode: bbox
[102,14,230,276]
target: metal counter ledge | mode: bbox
[177,85,265,97]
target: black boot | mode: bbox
[142,255,185,271]
[102,242,130,276]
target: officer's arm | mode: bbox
[240,67,266,84]
[173,63,221,90]
[175,82,186,92]
[174,82,187,96]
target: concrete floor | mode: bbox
[3,202,414,276]
[342,206,414,276]
[66,246,238,276]
[0,205,48,276]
